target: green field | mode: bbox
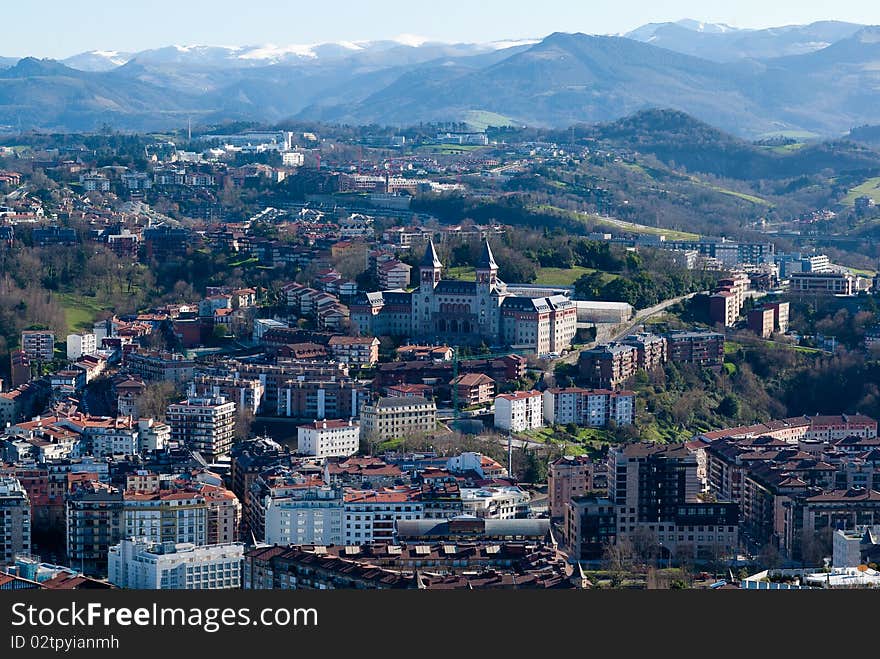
[756,130,821,140]
[461,110,515,131]
[842,176,880,207]
[536,205,701,240]
[688,175,772,206]
[55,293,105,332]
[419,144,487,155]
[446,264,615,287]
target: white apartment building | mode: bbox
[264,486,344,546]
[343,488,424,544]
[494,390,544,432]
[66,332,97,360]
[166,395,236,459]
[108,538,244,589]
[137,418,170,452]
[282,151,305,167]
[460,486,531,519]
[542,388,636,427]
[297,419,360,458]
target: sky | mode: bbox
[5,0,880,59]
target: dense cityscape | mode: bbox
[4,17,880,594]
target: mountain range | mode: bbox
[2,20,880,137]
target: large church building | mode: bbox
[351,240,577,355]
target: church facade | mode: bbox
[351,240,577,355]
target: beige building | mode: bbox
[360,396,437,441]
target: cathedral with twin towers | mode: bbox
[351,239,577,355]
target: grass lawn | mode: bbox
[521,425,615,456]
[446,264,616,287]
[461,110,514,131]
[842,176,880,207]
[537,205,701,241]
[419,144,487,155]
[55,292,106,332]
[687,175,772,206]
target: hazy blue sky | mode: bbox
[7,0,880,58]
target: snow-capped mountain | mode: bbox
[55,37,543,72]
[61,50,133,71]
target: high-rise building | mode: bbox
[167,395,236,460]
[0,476,30,567]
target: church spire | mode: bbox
[420,239,442,269]
[477,240,498,270]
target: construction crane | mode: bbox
[449,348,530,420]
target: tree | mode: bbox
[135,382,178,421]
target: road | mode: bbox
[553,290,706,367]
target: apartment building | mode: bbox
[604,443,739,561]
[748,301,790,338]
[360,396,437,441]
[790,271,859,296]
[664,330,725,367]
[620,333,667,371]
[327,335,380,367]
[189,374,264,415]
[20,330,55,361]
[65,483,125,576]
[0,476,30,566]
[549,456,595,519]
[277,378,368,420]
[460,486,531,519]
[166,395,236,459]
[264,485,344,546]
[297,419,360,458]
[578,344,638,389]
[451,373,496,406]
[494,390,544,433]
[124,350,195,383]
[65,332,96,361]
[542,387,635,427]
[343,487,424,544]
[108,538,244,590]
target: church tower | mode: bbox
[419,239,442,291]
[475,240,502,339]
[413,239,442,337]
[475,240,499,291]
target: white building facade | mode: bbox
[108,538,244,589]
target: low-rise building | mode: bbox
[451,372,495,407]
